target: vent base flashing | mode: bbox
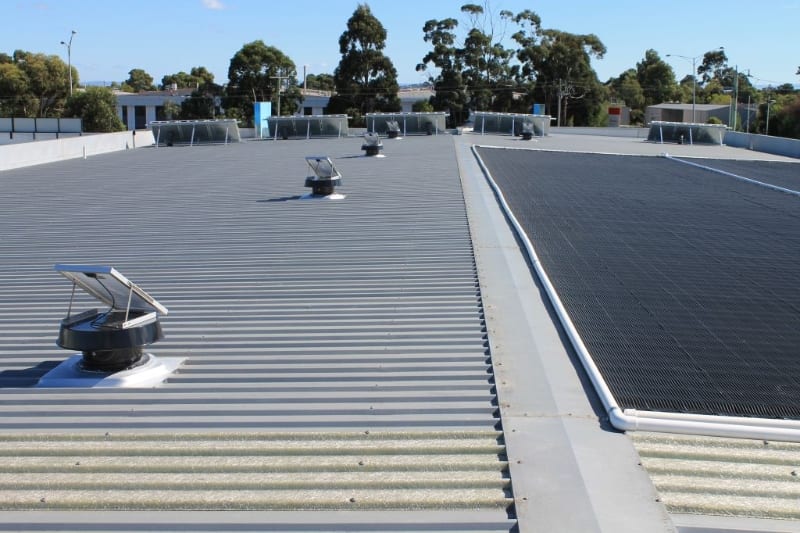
[35,353,184,388]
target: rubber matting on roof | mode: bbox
[476,148,800,419]
[671,158,800,192]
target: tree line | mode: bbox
[1,2,798,137]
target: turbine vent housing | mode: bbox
[54,265,168,373]
[361,132,384,156]
[304,156,343,197]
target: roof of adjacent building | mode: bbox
[0,129,799,532]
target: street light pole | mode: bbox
[667,47,723,124]
[766,97,776,136]
[60,30,76,97]
[666,53,698,123]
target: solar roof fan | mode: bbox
[54,264,168,373]
[386,120,401,139]
[304,156,344,199]
[361,132,383,156]
[521,121,535,140]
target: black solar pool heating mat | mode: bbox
[476,148,800,419]
[673,158,800,192]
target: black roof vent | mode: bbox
[304,156,344,199]
[54,265,168,373]
[521,121,535,140]
[386,120,401,139]
[361,132,384,156]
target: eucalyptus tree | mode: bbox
[302,73,335,92]
[606,68,645,124]
[224,40,300,124]
[697,49,728,85]
[517,28,606,125]
[636,49,679,107]
[458,3,515,113]
[328,4,400,125]
[161,67,215,90]
[63,86,125,132]
[417,3,523,124]
[416,17,468,125]
[1,50,73,116]
[123,68,156,92]
[0,61,34,116]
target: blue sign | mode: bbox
[254,102,272,138]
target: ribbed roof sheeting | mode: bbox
[632,432,800,520]
[0,137,513,528]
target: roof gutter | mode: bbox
[472,144,800,443]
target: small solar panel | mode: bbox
[363,132,382,146]
[55,264,168,316]
[305,156,341,180]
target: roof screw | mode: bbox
[792,470,797,477]
[349,497,356,503]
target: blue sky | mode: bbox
[5,0,799,88]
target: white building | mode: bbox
[115,88,196,130]
[115,88,435,130]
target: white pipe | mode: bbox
[471,144,800,443]
[665,154,800,197]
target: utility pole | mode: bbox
[270,69,293,116]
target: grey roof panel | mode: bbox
[0,137,512,528]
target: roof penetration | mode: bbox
[0,137,514,530]
[475,148,800,420]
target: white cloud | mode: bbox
[201,0,226,10]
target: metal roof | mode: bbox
[0,137,513,530]
[2,130,800,532]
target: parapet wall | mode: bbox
[0,130,154,172]
[724,131,800,159]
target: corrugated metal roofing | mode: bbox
[0,137,514,529]
[633,431,800,520]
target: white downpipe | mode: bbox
[472,144,800,442]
